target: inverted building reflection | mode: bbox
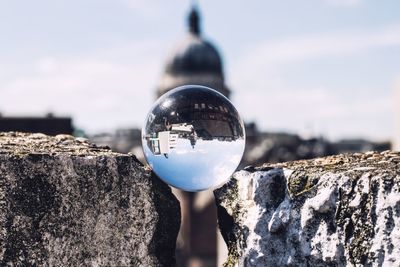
[144,97,244,158]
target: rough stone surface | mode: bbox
[0,132,180,266]
[215,151,400,267]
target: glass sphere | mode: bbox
[142,85,245,192]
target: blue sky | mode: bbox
[144,138,245,191]
[0,0,399,141]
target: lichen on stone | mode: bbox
[0,132,180,266]
[215,151,400,266]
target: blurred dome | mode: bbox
[165,35,223,76]
[157,6,230,99]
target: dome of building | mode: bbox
[157,6,230,99]
[165,35,223,76]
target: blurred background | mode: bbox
[0,0,399,266]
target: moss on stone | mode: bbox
[0,132,180,266]
[287,170,319,197]
[215,151,400,266]
[223,243,240,267]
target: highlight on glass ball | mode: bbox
[142,85,245,192]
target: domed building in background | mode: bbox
[157,6,230,99]
[89,4,391,267]
[157,6,228,267]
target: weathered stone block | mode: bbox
[0,132,180,266]
[215,151,400,266]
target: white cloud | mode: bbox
[228,25,400,102]
[228,25,399,141]
[35,58,58,74]
[237,24,400,70]
[0,40,164,133]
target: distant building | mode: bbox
[90,128,141,154]
[89,4,392,267]
[157,5,230,99]
[156,5,226,266]
[241,132,390,167]
[147,130,179,157]
[0,113,74,136]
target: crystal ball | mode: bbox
[142,85,245,192]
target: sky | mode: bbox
[144,138,244,191]
[0,0,399,141]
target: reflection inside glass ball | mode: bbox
[142,85,245,192]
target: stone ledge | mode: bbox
[0,132,180,266]
[215,151,400,267]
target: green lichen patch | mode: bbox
[0,132,180,266]
[287,170,319,197]
[215,150,400,266]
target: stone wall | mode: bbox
[0,132,180,266]
[215,151,400,266]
